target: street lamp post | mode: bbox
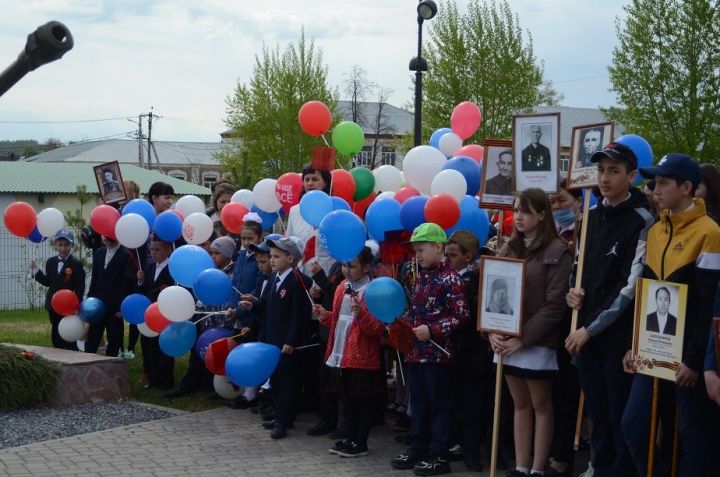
[410,0,437,147]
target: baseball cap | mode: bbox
[590,142,638,169]
[266,237,302,261]
[448,230,479,256]
[248,242,271,254]
[639,153,701,188]
[53,228,75,244]
[409,223,447,244]
[210,236,236,259]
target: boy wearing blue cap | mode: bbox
[31,228,86,350]
[621,153,720,476]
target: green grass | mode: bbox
[0,309,225,412]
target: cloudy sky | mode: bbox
[0,0,627,144]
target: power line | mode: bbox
[0,115,136,124]
[554,74,608,84]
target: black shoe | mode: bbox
[544,466,570,477]
[391,449,427,470]
[328,428,348,440]
[328,439,351,455]
[338,442,369,458]
[464,455,483,472]
[270,423,287,439]
[230,396,257,409]
[505,471,528,477]
[262,420,275,429]
[163,387,191,399]
[413,456,451,476]
[307,421,336,436]
[261,413,275,422]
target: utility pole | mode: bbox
[137,114,144,167]
[146,106,154,170]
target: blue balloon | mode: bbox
[226,342,282,387]
[300,190,333,227]
[581,188,599,208]
[445,195,490,247]
[193,268,233,306]
[159,321,197,357]
[429,127,453,149]
[79,297,106,324]
[443,156,482,196]
[122,199,156,229]
[318,210,367,262]
[27,225,45,243]
[331,196,351,211]
[169,244,215,288]
[399,195,428,232]
[366,198,403,242]
[251,205,279,230]
[365,277,406,324]
[153,210,183,242]
[121,293,151,325]
[615,134,653,185]
[194,327,234,359]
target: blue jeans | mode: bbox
[575,342,635,477]
[621,373,713,476]
[407,363,454,458]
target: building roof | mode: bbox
[0,162,210,195]
[532,105,625,148]
[336,101,414,136]
[24,139,228,166]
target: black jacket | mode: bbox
[646,312,677,336]
[34,254,86,311]
[256,269,313,348]
[457,268,490,370]
[139,262,174,302]
[574,188,654,346]
[88,246,134,314]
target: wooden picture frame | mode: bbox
[477,256,526,337]
[567,121,615,190]
[479,139,514,210]
[93,161,127,205]
[512,112,560,193]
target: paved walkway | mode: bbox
[0,405,491,477]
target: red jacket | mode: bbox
[321,279,385,370]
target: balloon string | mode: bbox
[294,343,320,350]
[429,339,451,358]
[127,248,141,271]
[195,310,230,316]
[320,134,330,148]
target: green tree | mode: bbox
[606,0,720,163]
[420,0,561,143]
[218,28,338,185]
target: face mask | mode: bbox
[553,207,576,227]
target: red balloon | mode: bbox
[455,144,484,165]
[205,337,239,376]
[503,210,515,237]
[4,202,37,237]
[330,169,356,203]
[275,172,303,214]
[170,209,185,221]
[51,289,79,316]
[90,205,120,239]
[220,202,249,234]
[424,194,460,230]
[394,186,420,204]
[450,101,483,140]
[145,302,171,333]
[353,192,377,220]
[298,101,332,137]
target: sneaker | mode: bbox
[579,463,594,477]
[448,444,464,461]
[338,442,369,458]
[413,456,451,476]
[328,439,351,455]
[122,350,135,359]
[230,396,257,409]
[391,449,427,470]
[270,423,287,439]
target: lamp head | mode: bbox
[417,0,438,20]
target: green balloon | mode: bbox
[350,167,375,200]
[332,121,365,156]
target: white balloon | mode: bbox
[158,286,196,322]
[36,208,65,237]
[375,191,396,201]
[137,322,159,338]
[182,213,213,245]
[58,315,85,342]
[439,132,463,157]
[402,145,447,195]
[175,195,206,217]
[373,165,404,192]
[231,189,254,209]
[115,213,150,249]
[213,374,244,400]
[431,169,467,203]
[252,178,281,213]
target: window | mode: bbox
[202,171,220,189]
[560,153,570,174]
[168,169,187,181]
[381,147,396,166]
[353,146,373,168]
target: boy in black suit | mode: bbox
[85,236,134,356]
[136,237,175,390]
[239,237,312,439]
[31,228,86,350]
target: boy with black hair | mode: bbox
[621,154,720,476]
[565,141,653,476]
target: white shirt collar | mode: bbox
[457,267,469,276]
[602,192,632,207]
[275,268,293,288]
[656,311,668,333]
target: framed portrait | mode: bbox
[93,161,127,205]
[479,139,514,210]
[632,278,688,382]
[567,121,615,190]
[477,256,526,336]
[512,112,560,193]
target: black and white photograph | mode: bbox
[93,161,127,205]
[567,121,615,189]
[512,113,560,193]
[478,256,526,336]
[479,139,514,209]
[645,284,679,336]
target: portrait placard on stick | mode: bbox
[93,161,127,205]
[632,278,687,382]
[479,139,514,210]
[478,256,526,336]
[512,113,560,193]
[567,121,615,190]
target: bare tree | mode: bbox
[369,86,395,169]
[343,65,374,127]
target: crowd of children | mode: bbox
[30,149,720,476]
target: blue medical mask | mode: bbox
[553,207,576,227]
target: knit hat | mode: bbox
[210,236,236,259]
